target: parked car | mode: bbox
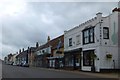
[16,63,23,66]
[22,63,29,67]
[13,63,17,66]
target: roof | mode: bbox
[49,34,64,50]
[16,46,38,58]
[29,47,37,52]
[36,34,64,51]
[16,50,28,58]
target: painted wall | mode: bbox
[64,11,119,72]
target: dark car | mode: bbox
[22,63,29,67]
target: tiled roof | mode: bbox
[49,34,64,50]
[17,50,28,58]
[36,34,64,51]
[16,46,38,58]
[16,35,64,58]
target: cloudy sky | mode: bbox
[0,0,119,59]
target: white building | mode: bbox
[12,53,19,65]
[64,8,119,72]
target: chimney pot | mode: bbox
[22,48,24,52]
[28,47,29,50]
[47,36,50,42]
[36,42,39,48]
[19,49,21,53]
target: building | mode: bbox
[34,40,51,68]
[64,8,119,72]
[12,53,19,65]
[28,45,38,67]
[16,48,29,66]
[47,35,64,69]
[34,35,64,68]
[4,57,8,64]
[6,54,13,65]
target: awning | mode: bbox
[64,48,82,54]
[47,56,64,59]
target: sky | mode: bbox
[0,0,119,59]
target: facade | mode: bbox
[16,49,29,66]
[4,57,8,64]
[16,43,38,66]
[47,35,64,69]
[12,53,19,65]
[6,54,13,65]
[64,8,119,72]
[34,42,51,67]
[28,46,38,67]
[34,35,64,68]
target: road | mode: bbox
[2,62,119,79]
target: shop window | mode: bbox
[83,50,94,66]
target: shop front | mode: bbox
[64,48,82,70]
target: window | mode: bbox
[69,38,72,47]
[103,27,109,39]
[83,50,94,66]
[76,35,81,45]
[89,28,94,42]
[83,27,94,44]
[65,55,73,66]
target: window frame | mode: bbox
[76,35,81,45]
[83,27,95,45]
[103,27,109,39]
[69,38,72,47]
[83,50,94,66]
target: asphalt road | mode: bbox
[2,62,119,79]
[2,63,99,78]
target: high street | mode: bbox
[2,62,119,78]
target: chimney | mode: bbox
[19,49,21,54]
[47,36,50,42]
[22,48,24,52]
[36,42,39,48]
[28,47,29,50]
[96,12,102,23]
[27,47,30,53]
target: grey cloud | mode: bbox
[1,2,117,59]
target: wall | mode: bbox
[64,11,119,72]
